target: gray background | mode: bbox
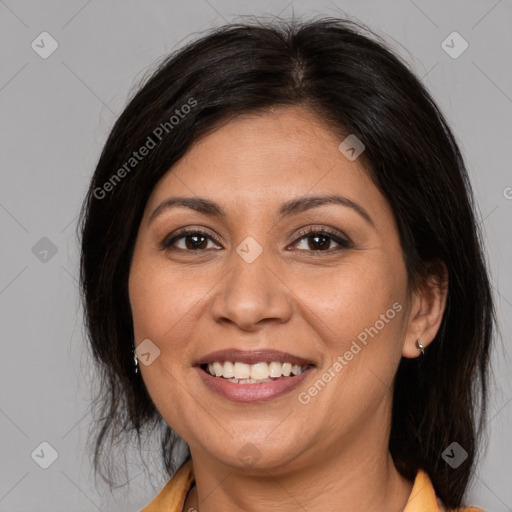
[1,0,511,510]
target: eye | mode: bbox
[161,228,222,251]
[161,226,352,253]
[290,226,352,252]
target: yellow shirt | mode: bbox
[141,459,484,512]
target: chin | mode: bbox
[203,438,305,472]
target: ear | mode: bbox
[402,260,449,358]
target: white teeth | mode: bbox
[205,360,309,380]
[213,362,224,377]
[222,361,234,379]
[268,361,282,378]
[291,365,302,376]
[250,362,270,380]
[282,362,292,376]
[233,362,251,379]
[226,377,273,384]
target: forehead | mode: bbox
[143,106,390,223]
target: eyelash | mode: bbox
[160,226,352,254]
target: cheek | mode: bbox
[129,253,208,345]
[128,254,202,429]
[298,260,408,416]
[299,267,406,419]
[296,256,407,348]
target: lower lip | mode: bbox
[195,366,314,402]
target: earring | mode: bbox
[133,347,139,374]
[416,339,425,355]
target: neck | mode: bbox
[184,424,413,512]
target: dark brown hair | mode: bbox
[78,16,495,507]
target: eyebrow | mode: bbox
[148,194,374,227]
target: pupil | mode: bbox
[186,235,207,250]
[309,235,329,250]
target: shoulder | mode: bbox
[447,508,486,512]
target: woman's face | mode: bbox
[128,106,422,472]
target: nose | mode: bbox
[210,252,293,331]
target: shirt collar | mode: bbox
[404,469,441,512]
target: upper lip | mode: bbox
[193,349,316,367]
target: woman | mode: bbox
[78,17,494,511]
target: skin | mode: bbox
[128,105,448,512]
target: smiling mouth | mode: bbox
[200,361,313,384]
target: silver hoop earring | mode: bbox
[416,339,425,355]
